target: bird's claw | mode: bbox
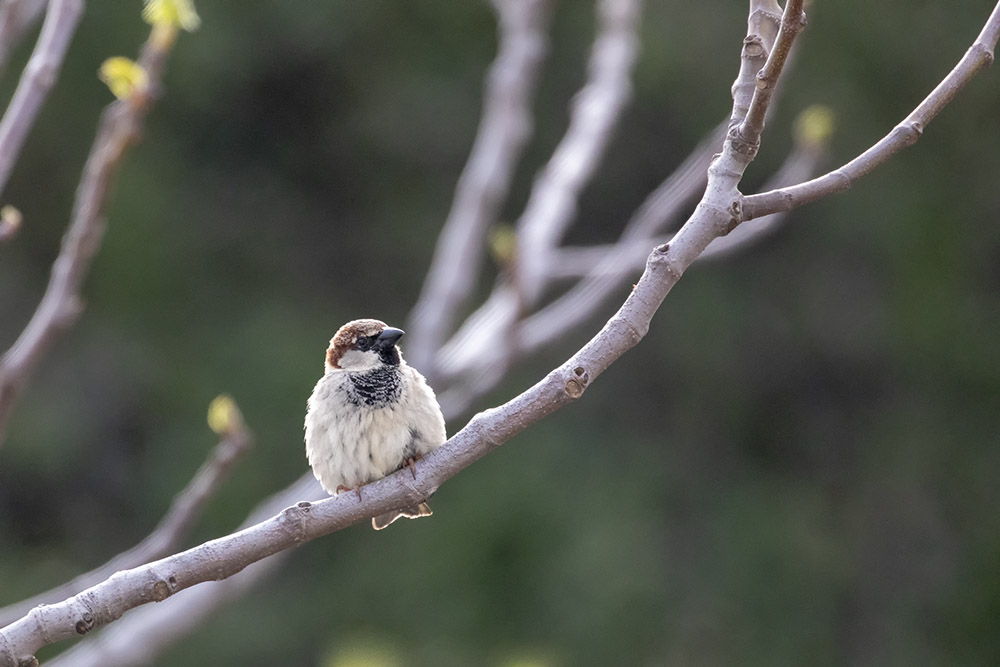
[404,455,422,480]
[336,484,363,502]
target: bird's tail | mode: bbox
[372,502,433,530]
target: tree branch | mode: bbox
[0,0,48,76]
[0,17,172,447]
[5,2,998,665]
[406,0,554,373]
[431,0,643,388]
[516,0,642,303]
[742,1,1000,222]
[0,414,252,628]
[0,0,83,199]
[0,2,811,661]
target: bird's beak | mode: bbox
[375,327,405,349]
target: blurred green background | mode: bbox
[2,1,1000,665]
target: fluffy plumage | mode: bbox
[304,319,446,530]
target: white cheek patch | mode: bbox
[337,349,380,371]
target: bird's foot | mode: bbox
[403,454,423,480]
[336,484,363,502]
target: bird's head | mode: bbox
[325,319,405,372]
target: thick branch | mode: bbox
[0,422,251,628]
[0,5,812,660]
[742,1,1000,221]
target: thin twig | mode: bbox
[742,1,1000,222]
[0,420,252,628]
[405,0,554,373]
[0,0,83,198]
[0,19,171,448]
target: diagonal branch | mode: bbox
[0,417,252,628]
[8,2,999,665]
[0,0,49,75]
[742,1,1000,222]
[405,0,554,373]
[0,3,813,661]
[0,0,83,199]
[432,0,642,386]
[516,0,642,304]
[0,20,173,448]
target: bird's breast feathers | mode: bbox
[304,363,445,493]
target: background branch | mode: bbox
[742,2,1000,221]
[0,0,48,75]
[406,0,554,373]
[0,410,252,628]
[0,0,83,198]
[0,16,171,447]
[431,0,642,393]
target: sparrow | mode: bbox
[304,319,447,530]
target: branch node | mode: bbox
[73,612,94,635]
[726,125,760,159]
[151,579,172,602]
[470,409,504,448]
[563,365,591,399]
[742,35,765,58]
[648,245,683,282]
[279,502,310,543]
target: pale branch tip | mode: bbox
[740,0,1000,223]
[734,0,806,158]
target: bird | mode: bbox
[304,319,447,530]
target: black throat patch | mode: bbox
[347,365,403,407]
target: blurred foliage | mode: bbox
[2,1,1000,665]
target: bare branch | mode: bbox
[0,242,669,665]
[742,1,1000,222]
[0,416,252,628]
[735,0,806,147]
[433,120,722,397]
[0,0,48,75]
[730,0,782,127]
[517,0,642,303]
[7,2,997,664]
[406,0,554,372]
[0,20,173,447]
[432,0,643,385]
[700,107,830,261]
[47,476,322,667]
[0,0,83,198]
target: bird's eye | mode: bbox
[356,336,372,352]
